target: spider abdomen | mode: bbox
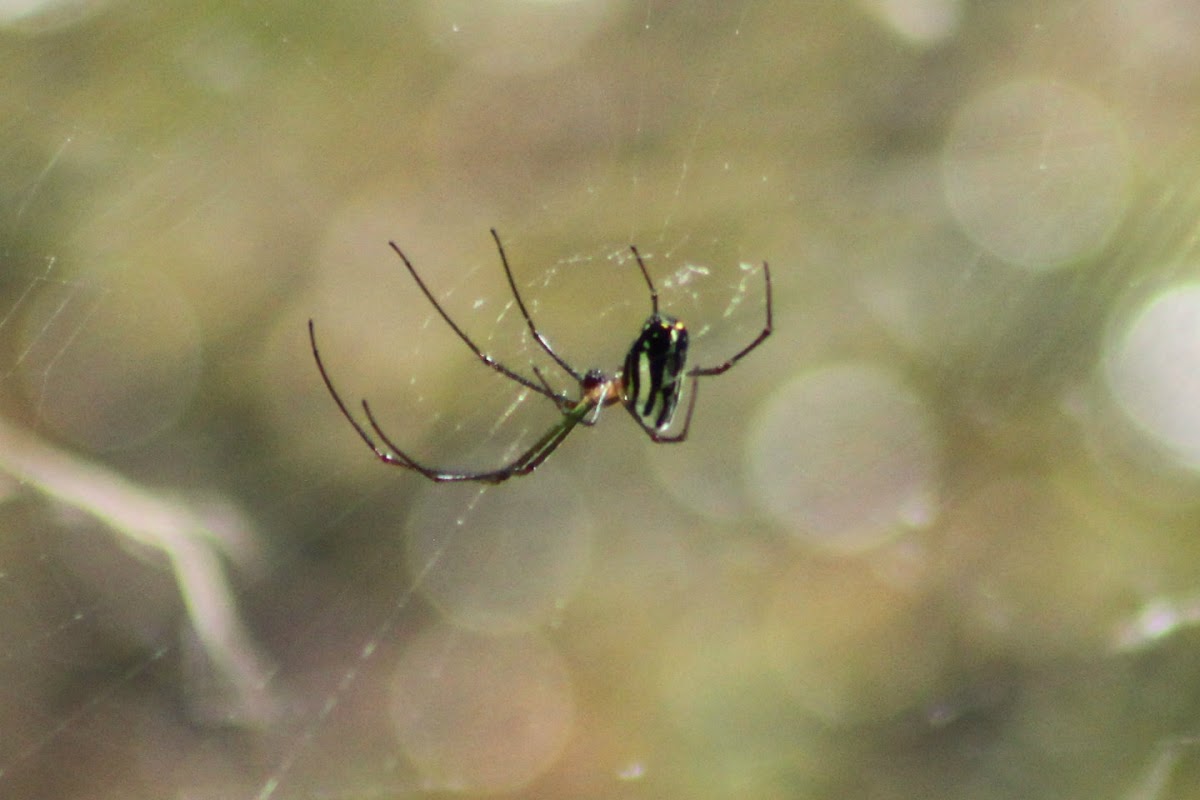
[623,314,688,431]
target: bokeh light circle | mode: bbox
[390,624,575,793]
[942,78,1130,271]
[405,469,593,633]
[746,362,941,552]
[1105,283,1200,470]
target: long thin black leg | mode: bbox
[489,229,584,382]
[689,261,773,377]
[627,245,660,315]
[363,394,597,483]
[388,240,567,403]
[309,320,426,471]
[313,318,587,482]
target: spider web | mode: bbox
[3,1,1200,799]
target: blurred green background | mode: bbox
[3,1,1200,798]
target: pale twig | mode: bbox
[0,415,277,727]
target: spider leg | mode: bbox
[490,229,585,383]
[388,241,568,405]
[628,245,660,315]
[530,363,601,426]
[363,394,598,483]
[531,364,575,414]
[309,320,427,471]
[687,261,773,377]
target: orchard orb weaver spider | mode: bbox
[308,229,772,483]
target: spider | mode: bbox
[308,229,772,483]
